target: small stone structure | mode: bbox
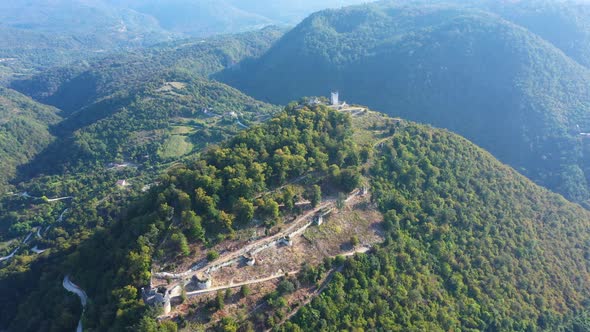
[308,97,323,106]
[315,213,324,226]
[361,187,369,196]
[331,91,339,106]
[243,253,256,266]
[141,286,171,315]
[192,273,212,290]
[278,236,293,246]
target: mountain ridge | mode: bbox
[217,1,590,204]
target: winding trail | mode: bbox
[63,275,88,332]
[188,247,371,299]
[157,189,364,298]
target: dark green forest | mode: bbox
[278,122,590,331]
[0,87,62,193]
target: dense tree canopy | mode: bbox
[281,122,590,331]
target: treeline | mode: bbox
[278,123,590,331]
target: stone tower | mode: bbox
[331,91,339,106]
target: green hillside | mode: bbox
[0,87,61,193]
[19,71,279,176]
[0,0,177,82]
[4,2,590,331]
[10,26,284,114]
[473,0,590,68]
[217,1,590,204]
[3,104,590,331]
[0,30,281,250]
[279,120,590,331]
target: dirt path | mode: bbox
[185,270,299,297]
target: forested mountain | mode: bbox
[114,0,371,36]
[10,27,284,114]
[0,66,278,332]
[20,71,278,176]
[0,0,369,82]
[281,119,590,331]
[0,0,177,82]
[0,69,278,247]
[218,1,590,204]
[0,19,286,253]
[3,104,590,331]
[485,0,590,68]
[0,87,61,193]
[4,1,590,331]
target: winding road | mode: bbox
[31,246,47,254]
[1,208,70,263]
[14,192,74,202]
[63,275,88,332]
[236,120,249,129]
[0,247,19,262]
[46,196,74,202]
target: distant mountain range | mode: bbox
[0,0,370,82]
[4,28,283,184]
